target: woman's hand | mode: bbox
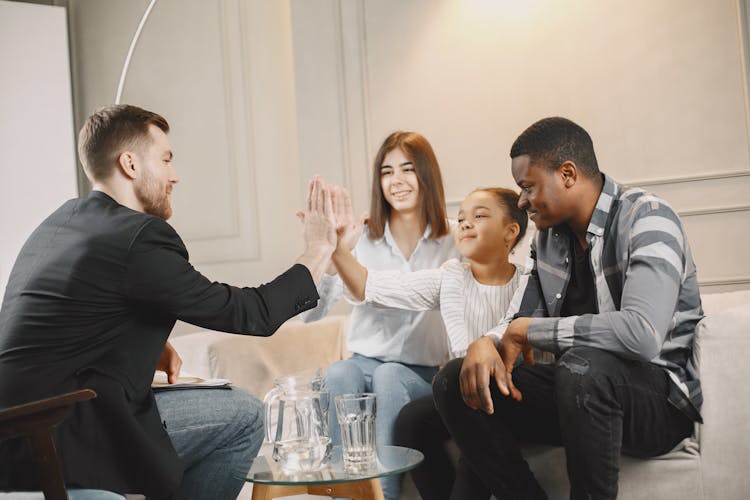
[330,185,366,252]
[319,185,366,276]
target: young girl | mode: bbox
[331,186,528,500]
[301,131,458,500]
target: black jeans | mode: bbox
[433,346,695,500]
[394,396,491,500]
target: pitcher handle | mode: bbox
[263,387,281,442]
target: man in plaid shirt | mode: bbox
[434,117,702,499]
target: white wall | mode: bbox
[291,0,750,293]
[12,0,746,316]
[0,0,77,299]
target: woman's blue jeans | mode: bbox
[325,354,438,500]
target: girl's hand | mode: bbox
[330,185,366,252]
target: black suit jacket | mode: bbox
[0,191,319,496]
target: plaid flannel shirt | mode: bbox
[488,174,703,422]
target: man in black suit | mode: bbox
[0,104,336,498]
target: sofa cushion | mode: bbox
[699,289,750,315]
[692,301,750,499]
[171,315,349,398]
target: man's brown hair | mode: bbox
[367,131,449,240]
[78,104,169,182]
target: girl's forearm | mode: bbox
[331,245,367,301]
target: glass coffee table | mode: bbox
[234,445,423,500]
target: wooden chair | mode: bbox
[0,389,96,500]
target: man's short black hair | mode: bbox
[510,117,600,179]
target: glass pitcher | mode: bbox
[263,369,331,470]
[263,389,331,471]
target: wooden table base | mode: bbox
[251,478,385,500]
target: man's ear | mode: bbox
[559,161,577,188]
[117,151,138,180]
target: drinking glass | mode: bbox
[334,393,377,471]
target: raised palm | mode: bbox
[302,177,337,252]
[330,185,365,251]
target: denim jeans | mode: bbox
[155,387,264,500]
[433,346,694,500]
[325,354,438,500]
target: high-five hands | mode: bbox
[329,185,366,253]
[295,176,337,285]
[301,176,337,254]
[459,318,534,414]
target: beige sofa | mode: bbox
[171,290,750,499]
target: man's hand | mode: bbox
[296,176,338,284]
[302,176,337,254]
[157,341,182,384]
[460,336,515,414]
[498,318,535,400]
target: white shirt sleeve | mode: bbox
[364,266,444,311]
[299,272,343,322]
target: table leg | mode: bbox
[308,478,385,500]
[251,484,308,500]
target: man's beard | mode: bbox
[135,169,172,220]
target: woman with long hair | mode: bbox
[303,131,457,500]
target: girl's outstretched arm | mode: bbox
[331,241,367,301]
[329,186,367,300]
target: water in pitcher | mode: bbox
[276,436,331,472]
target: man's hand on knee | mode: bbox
[499,318,535,402]
[459,336,512,414]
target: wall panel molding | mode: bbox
[737,0,750,161]
[339,0,373,214]
[174,0,261,264]
[203,0,240,241]
[333,0,353,190]
[679,204,750,217]
[624,169,750,187]
[700,276,750,287]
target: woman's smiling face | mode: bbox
[380,147,420,215]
